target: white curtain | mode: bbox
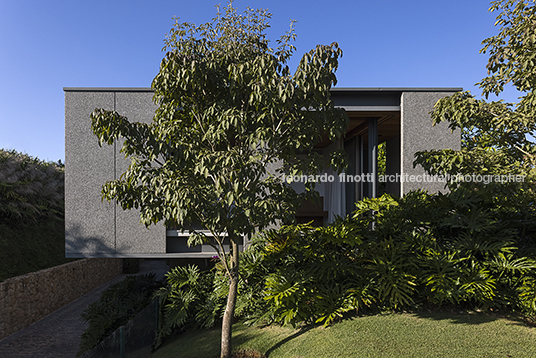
[325,166,345,224]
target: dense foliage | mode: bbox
[0,149,69,282]
[0,217,70,282]
[152,189,536,348]
[78,273,162,356]
[249,191,536,326]
[153,265,226,348]
[392,1,536,324]
[0,149,64,221]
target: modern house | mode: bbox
[64,87,461,258]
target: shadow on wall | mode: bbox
[65,223,130,256]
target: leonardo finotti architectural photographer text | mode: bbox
[283,173,526,184]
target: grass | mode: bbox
[152,310,536,358]
[0,216,76,282]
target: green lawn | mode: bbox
[152,311,536,358]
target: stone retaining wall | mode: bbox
[0,258,122,340]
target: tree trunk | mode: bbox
[220,234,240,358]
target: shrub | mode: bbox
[153,188,536,337]
[0,149,69,281]
[244,189,536,327]
[153,265,227,348]
[248,220,367,327]
[0,149,64,221]
[78,273,162,356]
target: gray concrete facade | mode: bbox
[65,89,165,258]
[65,87,461,258]
[400,92,461,194]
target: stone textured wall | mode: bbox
[400,91,461,194]
[0,258,122,340]
[64,89,165,258]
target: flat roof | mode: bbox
[64,86,462,111]
[63,87,154,92]
[63,87,463,92]
[331,87,462,92]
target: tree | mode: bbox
[414,0,536,205]
[0,149,64,221]
[90,3,347,357]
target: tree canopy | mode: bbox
[91,4,347,236]
[414,0,536,205]
[91,3,347,357]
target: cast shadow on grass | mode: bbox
[320,307,508,327]
[410,308,531,326]
[233,325,314,358]
[413,310,497,324]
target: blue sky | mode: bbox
[0,0,520,162]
